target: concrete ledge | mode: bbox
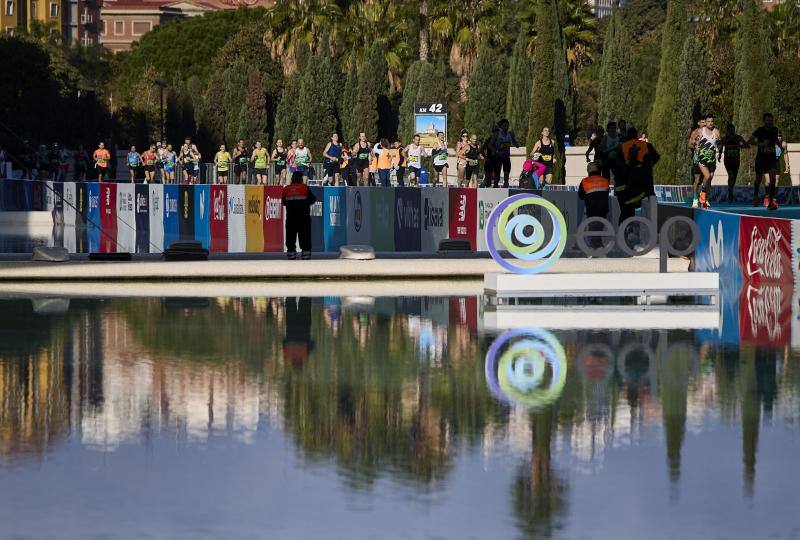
[484,272,717,297]
[484,306,719,330]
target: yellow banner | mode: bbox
[245,185,264,252]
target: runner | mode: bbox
[431,131,449,186]
[189,147,202,184]
[163,144,176,184]
[694,114,721,209]
[531,127,556,186]
[251,141,269,185]
[719,123,747,203]
[287,140,298,178]
[74,144,88,182]
[294,138,312,182]
[232,139,250,184]
[58,145,70,181]
[392,140,406,187]
[127,145,142,183]
[215,144,232,185]
[376,138,394,187]
[272,140,288,185]
[156,141,166,183]
[341,143,355,186]
[323,132,343,186]
[142,144,158,184]
[747,113,781,210]
[480,126,499,187]
[178,138,195,184]
[464,133,481,188]
[493,119,518,188]
[599,121,621,181]
[93,142,110,182]
[585,125,604,164]
[455,129,469,186]
[688,118,707,203]
[353,133,372,187]
[404,134,425,187]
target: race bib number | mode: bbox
[543,154,552,162]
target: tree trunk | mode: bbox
[419,0,429,62]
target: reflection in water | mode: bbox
[0,296,798,537]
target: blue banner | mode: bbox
[30,181,43,211]
[135,184,150,253]
[323,186,346,252]
[193,184,210,249]
[22,180,33,211]
[309,186,324,252]
[87,182,101,252]
[163,184,179,249]
[394,187,421,251]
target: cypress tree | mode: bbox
[398,60,424,144]
[647,0,687,184]
[236,70,269,146]
[733,0,776,183]
[597,7,634,126]
[274,45,310,143]
[340,57,359,144]
[526,0,571,183]
[464,42,507,140]
[296,41,339,158]
[351,41,388,142]
[675,35,709,183]
[506,29,533,143]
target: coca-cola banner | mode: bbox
[263,186,283,252]
[209,185,228,253]
[738,216,792,283]
[738,281,792,347]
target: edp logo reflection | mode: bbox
[485,329,567,408]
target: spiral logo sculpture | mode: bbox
[486,194,567,274]
[485,328,568,409]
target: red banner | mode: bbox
[99,183,117,253]
[738,216,792,283]
[210,185,228,253]
[448,188,477,249]
[449,296,478,333]
[738,281,792,346]
[263,186,284,252]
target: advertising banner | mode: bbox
[448,188,477,249]
[738,281,792,347]
[394,187,421,251]
[30,181,43,211]
[178,185,195,242]
[421,188,449,252]
[370,187,395,252]
[116,183,135,253]
[309,186,324,252]
[694,210,742,286]
[163,184,179,249]
[135,184,150,253]
[210,185,228,253]
[449,296,478,333]
[194,184,210,249]
[87,182,101,252]
[75,182,87,227]
[99,182,117,253]
[323,186,347,252]
[738,216,792,283]
[263,185,283,252]
[346,187,372,246]
[62,182,76,227]
[148,184,164,253]
[227,184,246,253]
[44,181,54,212]
[421,296,449,326]
[245,185,265,252]
[51,182,63,226]
[792,220,800,287]
[476,188,508,252]
[22,180,32,211]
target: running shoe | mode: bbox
[702,200,711,209]
[691,197,699,209]
[301,251,311,260]
[287,251,297,260]
[752,199,759,207]
[768,202,778,211]
[764,197,770,207]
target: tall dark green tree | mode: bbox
[647,0,687,183]
[464,42,507,139]
[734,0,776,183]
[397,60,424,144]
[597,7,634,126]
[527,0,571,183]
[237,70,270,147]
[340,57,359,143]
[675,35,710,183]
[274,44,310,143]
[351,41,389,142]
[296,42,339,158]
[506,29,533,142]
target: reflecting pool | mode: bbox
[0,295,798,539]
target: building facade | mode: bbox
[1,0,100,45]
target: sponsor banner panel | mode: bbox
[99,183,117,253]
[792,220,800,287]
[148,184,164,252]
[476,188,508,252]
[245,185,265,252]
[448,188,477,249]
[449,296,478,334]
[116,183,135,253]
[178,185,195,242]
[22,180,32,211]
[209,185,228,253]
[738,216,792,284]
[75,182,87,227]
[694,210,742,284]
[309,186,324,252]
[135,184,150,253]
[30,181,43,211]
[421,296,449,326]
[62,182,76,226]
[370,187,395,252]
[51,182,64,226]
[194,184,210,249]
[263,186,283,252]
[227,184,246,253]
[163,184,179,249]
[87,182,101,252]
[421,188,449,252]
[394,187,421,252]
[792,287,800,350]
[1,180,26,211]
[738,281,792,347]
[346,187,371,246]
[44,181,54,212]
[323,186,347,252]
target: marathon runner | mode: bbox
[323,132,343,186]
[127,145,142,183]
[392,140,406,187]
[93,142,110,182]
[272,140,288,185]
[599,122,621,182]
[232,139,250,184]
[493,119,518,188]
[693,114,721,209]
[251,141,269,185]
[531,127,556,187]
[142,144,158,184]
[404,134,425,187]
[215,144,232,185]
[747,113,781,210]
[431,131,449,186]
[294,138,312,182]
[720,123,748,203]
[456,129,469,186]
[464,133,481,188]
[163,144,176,184]
[353,133,372,186]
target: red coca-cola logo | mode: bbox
[739,282,791,346]
[739,217,791,283]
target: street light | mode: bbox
[154,76,168,142]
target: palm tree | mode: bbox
[559,0,598,85]
[768,1,800,58]
[264,0,343,73]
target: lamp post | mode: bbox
[154,76,168,142]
